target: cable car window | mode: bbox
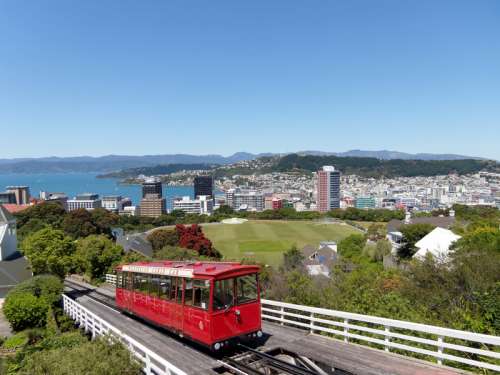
[213,279,234,311]
[135,274,149,294]
[193,279,210,310]
[184,279,193,306]
[176,278,183,304]
[123,272,131,290]
[159,275,170,300]
[150,276,161,297]
[116,271,123,288]
[169,277,178,300]
[236,274,258,304]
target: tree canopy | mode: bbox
[20,227,76,277]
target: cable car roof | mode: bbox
[118,261,260,278]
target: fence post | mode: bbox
[310,312,315,334]
[344,319,349,343]
[384,326,390,352]
[144,353,152,375]
[280,306,285,326]
[437,336,444,365]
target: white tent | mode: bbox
[414,227,461,260]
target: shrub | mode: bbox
[2,331,29,349]
[147,229,179,251]
[18,336,142,374]
[38,331,87,351]
[3,293,48,331]
[11,275,63,307]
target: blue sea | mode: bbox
[0,172,199,210]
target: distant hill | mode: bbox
[97,163,218,179]
[0,153,268,174]
[276,154,499,177]
[0,150,489,174]
[298,150,485,160]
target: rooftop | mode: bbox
[118,261,260,278]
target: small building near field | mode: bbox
[413,227,461,260]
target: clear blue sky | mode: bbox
[1,0,499,159]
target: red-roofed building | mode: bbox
[2,204,31,214]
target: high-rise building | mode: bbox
[139,197,166,217]
[317,166,340,213]
[194,176,213,199]
[140,177,165,217]
[6,186,30,205]
[142,177,163,198]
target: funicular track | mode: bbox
[63,279,351,375]
[64,279,119,311]
[217,344,349,375]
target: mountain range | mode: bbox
[0,150,488,174]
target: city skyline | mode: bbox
[1,1,499,160]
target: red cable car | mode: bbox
[115,261,262,350]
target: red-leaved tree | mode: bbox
[175,224,219,258]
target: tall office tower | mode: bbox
[140,177,165,217]
[142,177,163,198]
[6,186,30,205]
[317,166,340,213]
[194,176,213,199]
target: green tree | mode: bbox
[90,208,119,235]
[366,223,387,241]
[3,293,49,331]
[338,234,366,260]
[62,209,98,239]
[397,223,435,258]
[20,228,76,277]
[284,271,322,306]
[146,229,179,251]
[15,202,66,229]
[75,235,124,280]
[373,239,392,262]
[11,275,63,306]
[282,245,304,272]
[17,337,142,375]
[214,205,234,215]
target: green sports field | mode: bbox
[201,220,360,267]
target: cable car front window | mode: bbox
[213,278,234,311]
[236,274,258,304]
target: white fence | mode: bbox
[105,273,117,285]
[261,299,500,372]
[62,294,187,375]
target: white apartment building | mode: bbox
[67,193,102,211]
[226,189,264,211]
[173,195,213,215]
[101,196,132,212]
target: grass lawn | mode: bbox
[201,220,360,267]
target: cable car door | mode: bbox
[171,277,184,333]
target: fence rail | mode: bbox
[261,299,500,372]
[105,273,117,285]
[62,294,187,375]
